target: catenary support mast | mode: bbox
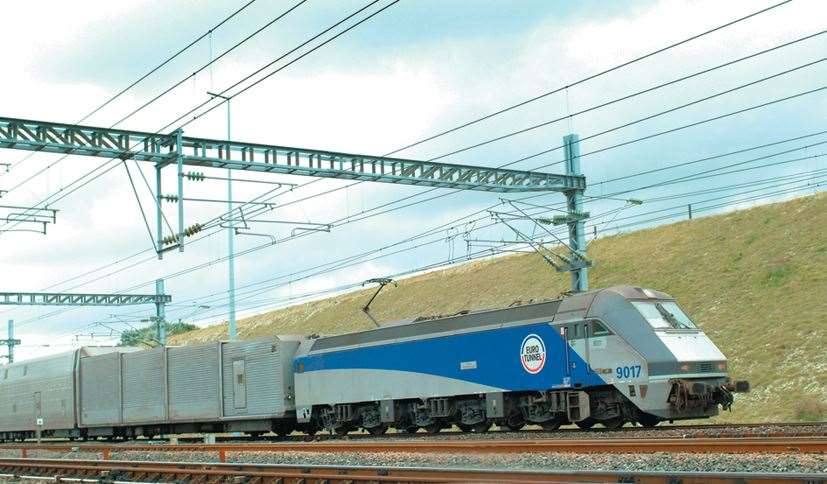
[1,320,20,364]
[563,134,589,292]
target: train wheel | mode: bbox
[335,427,350,437]
[401,426,419,434]
[456,423,472,432]
[541,418,563,431]
[470,421,492,433]
[575,418,595,430]
[367,425,388,436]
[504,412,526,431]
[600,417,625,430]
[424,423,442,434]
[505,422,525,431]
[637,413,660,428]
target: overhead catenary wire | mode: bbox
[240,75,827,242]
[4,0,816,328]
[34,175,827,333]
[422,41,827,164]
[11,126,827,326]
[5,1,407,322]
[0,0,397,235]
[108,0,310,129]
[121,161,157,250]
[153,147,827,312]
[31,159,827,327]
[152,175,827,325]
[215,25,827,243]
[3,0,797,231]
[0,0,312,240]
[4,1,807,286]
[530,86,827,171]
[382,0,794,157]
[7,0,259,173]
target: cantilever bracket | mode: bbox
[235,229,276,244]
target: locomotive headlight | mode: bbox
[717,362,727,371]
[679,363,690,372]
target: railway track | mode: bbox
[266,421,827,441]
[1,436,824,461]
[185,421,826,443]
[2,421,823,448]
[0,457,822,483]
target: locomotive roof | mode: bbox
[310,285,672,352]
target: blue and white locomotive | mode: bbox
[293,285,749,434]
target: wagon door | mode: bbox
[33,392,42,426]
[232,359,247,409]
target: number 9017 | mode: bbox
[615,365,642,379]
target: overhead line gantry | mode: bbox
[0,282,172,346]
[0,116,590,292]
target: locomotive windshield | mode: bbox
[632,301,697,330]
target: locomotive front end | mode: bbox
[584,286,749,426]
[622,288,749,422]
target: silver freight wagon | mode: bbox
[76,336,305,438]
[0,347,125,440]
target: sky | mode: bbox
[1,0,825,362]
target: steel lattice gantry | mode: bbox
[0,116,590,292]
[0,281,172,345]
[0,292,169,306]
[0,116,583,192]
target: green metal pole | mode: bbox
[176,129,184,252]
[564,134,588,292]
[207,91,237,341]
[155,165,163,259]
[155,279,166,345]
[226,99,237,341]
[7,320,13,364]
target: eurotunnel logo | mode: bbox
[520,334,546,374]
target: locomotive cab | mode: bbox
[583,286,749,426]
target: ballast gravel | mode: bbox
[104,450,827,474]
[1,448,822,474]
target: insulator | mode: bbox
[183,223,204,237]
[162,234,179,245]
[186,171,205,182]
[161,194,179,203]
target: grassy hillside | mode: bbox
[171,193,827,423]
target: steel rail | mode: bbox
[2,436,825,458]
[195,421,827,442]
[0,458,822,483]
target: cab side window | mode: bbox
[591,320,612,336]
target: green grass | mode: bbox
[171,192,827,423]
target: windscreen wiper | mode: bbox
[655,303,685,329]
